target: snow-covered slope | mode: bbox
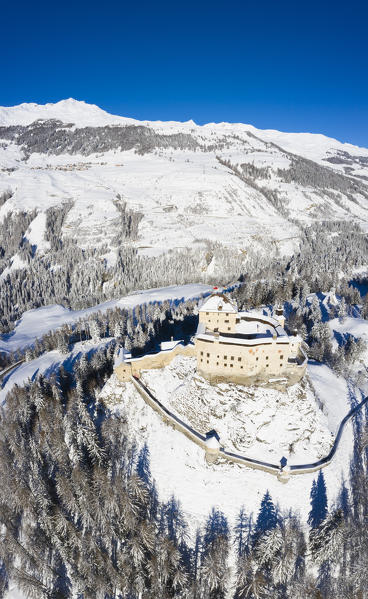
[1,99,368,261]
[140,355,334,463]
[100,362,353,526]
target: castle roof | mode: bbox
[199,293,237,314]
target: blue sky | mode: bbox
[3,0,368,146]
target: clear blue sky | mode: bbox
[3,0,368,146]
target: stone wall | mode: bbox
[129,375,337,480]
[195,336,306,387]
[115,343,195,382]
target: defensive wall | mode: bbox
[129,375,368,482]
[115,343,195,382]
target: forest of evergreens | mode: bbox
[1,332,368,598]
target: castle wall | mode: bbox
[115,343,195,382]
[195,336,306,386]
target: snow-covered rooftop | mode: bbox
[196,331,291,346]
[199,293,237,313]
[235,319,275,336]
[160,340,182,351]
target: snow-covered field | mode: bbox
[0,337,113,406]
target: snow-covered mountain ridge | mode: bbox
[1,99,368,261]
[1,99,368,159]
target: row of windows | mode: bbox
[200,351,284,361]
[200,358,285,370]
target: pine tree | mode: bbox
[253,491,278,539]
[338,297,347,323]
[136,443,152,487]
[89,319,101,343]
[308,471,328,529]
[337,482,351,519]
[234,507,250,557]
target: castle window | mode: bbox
[224,363,227,367]
[207,353,210,357]
[231,356,234,361]
[200,351,203,356]
[207,360,209,364]
[224,319,229,323]
[230,364,233,367]
[266,364,269,367]
[240,366,243,369]
[266,356,269,360]
[224,355,227,360]
[238,357,241,362]
[256,357,259,361]
[228,327,231,330]
[206,312,209,315]
[216,362,219,366]
[280,355,284,359]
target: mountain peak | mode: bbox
[0,98,138,128]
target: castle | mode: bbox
[195,292,307,386]
[115,291,307,387]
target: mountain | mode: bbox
[1,99,368,331]
[1,99,368,257]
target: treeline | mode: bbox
[0,294,201,372]
[0,120,200,158]
[0,201,252,334]
[0,343,368,597]
[2,213,368,339]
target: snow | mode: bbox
[199,293,237,313]
[23,211,51,254]
[139,356,333,463]
[0,283,212,354]
[100,358,354,528]
[328,316,368,347]
[1,100,367,166]
[160,340,183,351]
[1,100,368,262]
[307,362,350,432]
[4,585,26,599]
[0,254,29,281]
[0,338,113,406]
[0,351,62,405]
[0,98,138,128]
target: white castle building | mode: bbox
[115,291,307,388]
[194,292,307,386]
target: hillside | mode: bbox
[1,100,368,260]
[1,100,368,334]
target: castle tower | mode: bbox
[199,291,238,333]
